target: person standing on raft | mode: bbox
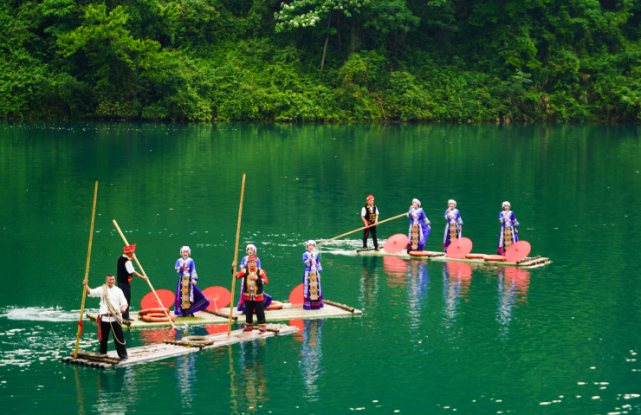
[407,198,431,253]
[303,240,324,310]
[117,244,148,321]
[237,244,272,313]
[443,200,463,252]
[498,201,520,255]
[174,246,210,317]
[84,273,129,360]
[232,256,268,332]
[361,195,379,250]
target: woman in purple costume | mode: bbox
[174,246,210,317]
[498,201,520,255]
[443,199,463,252]
[406,198,431,253]
[303,240,324,310]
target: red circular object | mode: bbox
[505,241,531,263]
[446,237,473,259]
[465,253,485,259]
[140,289,175,310]
[384,234,409,254]
[142,312,175,322]
[409,251,430,257]
[266,301,284,310]
[484,255,506,262]
[289,284,305,306]
[201,286,231,311]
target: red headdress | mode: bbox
[123,244,136,253]
[247,255,258,262]
[366,194,374,201]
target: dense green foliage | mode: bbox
[1,0,641,122]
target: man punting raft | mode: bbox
[232,255,269,332]
[174,246,210,317]
[117,244,148,321]
[361,195,379,250]
[84,273,129,361]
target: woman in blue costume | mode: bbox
[174,246,210,317]
[498,201,520,255]
[443,199,463,252]
[303,240,324,310]
[237,244,272,312]
[406,198,431,253]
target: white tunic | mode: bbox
[89,285,128,322]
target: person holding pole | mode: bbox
[232,256,269,333]
[83,273,129,360]
[236,244,273,312]
[117,244,148,321]
[361,195,379,250]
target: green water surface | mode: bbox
[1,122,641,414]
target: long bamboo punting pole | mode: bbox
[74,181,99,359]
[112,220,177,330]
[228,174,246,336]
[316,212,407,247]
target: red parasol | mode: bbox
[205,324,228,335]
[140,289,175,310]
[446,237,473,259]
[290,319,304,341]
[383,234,409,254]
[505,241,531,263]
[201,286,232,311]
[289,283,305,306]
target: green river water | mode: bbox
[1,122,641,414]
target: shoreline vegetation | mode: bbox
[2,1,641,123]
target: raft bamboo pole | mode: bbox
[112,220,176,330]
[228,174,246,336]
[74,181,98,359]
[316,212,407,247]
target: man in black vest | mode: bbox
[232,256,269,333]
[361,194,380,250]
[117,244,147,321]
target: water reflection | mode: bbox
[359,257,379,309]
[442,262,473,321]
[496,267,531,332]
[406,261,429,326]
[94,367,136,414]
[175,354,197,409]
[298,320,324,402]
[234,338,268,412]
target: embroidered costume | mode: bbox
[236,245,272,312]
[362,195,379,250]
[303,241,324,310]
[235,259,269,332]
[407,199,430,252]
[443,200,463,251]
[174,247,210,317]
[498,202,520,255]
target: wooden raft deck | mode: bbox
[62,324,298,369]
[355,249,551,268]
[86,300,362,330]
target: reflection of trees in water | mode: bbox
[234,339,268,412]
[94,367,136,414]
[406,261,429,321]
[496,267,531,332]
[299,319,324,402]
[442,262,472,321]
[359,257,379,309]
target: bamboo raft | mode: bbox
[62,324,298,369]
[355,248,550,268]
[86,300,362,329]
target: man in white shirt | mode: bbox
[84,273,129,360]
[361,194,380,250]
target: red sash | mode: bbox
[96,315,103,341]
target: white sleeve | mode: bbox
[361,207,367,216]
[88,287,103,298]
[118,289,128,307]
[375,208,380,215]
[125,261,135,274]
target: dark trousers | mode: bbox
[363,224,378,249]
[99,320,128,359]
[244,299,266,328]
[118,281,131,319]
